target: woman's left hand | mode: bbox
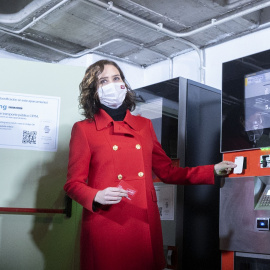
[214,161,237,176]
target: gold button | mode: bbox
[138,172,144,177]
[118,174,123,180]
[113,145,118,151]
[135,144,141,150]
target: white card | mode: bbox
[233,156,244,174]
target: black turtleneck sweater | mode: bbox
[101,104,127,121]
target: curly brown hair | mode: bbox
[79,59,136,120]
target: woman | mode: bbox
[64,59,236,270]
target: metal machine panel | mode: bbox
[181,80,222,270]
[135,78,221,269]
[220,176,270,254]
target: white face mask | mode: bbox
[98,82,127,109]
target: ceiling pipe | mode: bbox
[85,0,270,83]
[0,29,123,58]
[0,0,53,24]
[0,0,219,82]
[2,0,269,45]
[0,0,174,78]
[0,0,201,80]
[87,0,270,38]
[82,0,203,81]
[168,57,173,79]
[0,30,140,66]
[1,0,269,82]
[0,29,172,69]
[0,0,69,34]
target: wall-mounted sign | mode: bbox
[0,92,60,152]
[154,185,174,220]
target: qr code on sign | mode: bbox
[22,130,37,144]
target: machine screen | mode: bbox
[221,49,270,152]
[245,70,270,131]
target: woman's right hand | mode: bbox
[94,187,128,205]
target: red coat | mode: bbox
[64,109,214,270]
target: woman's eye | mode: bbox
[99,79,107,85]
[114,76,121,81]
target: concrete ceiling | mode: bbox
[0,0,270,67]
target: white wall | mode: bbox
[143,50,201,88]
[205,27,270,89]
[141,27,270,90]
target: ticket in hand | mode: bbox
[117,180,137,201]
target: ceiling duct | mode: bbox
[0,0,269,77]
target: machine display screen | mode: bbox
[221,49,270,152]
[244,70,270,144]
